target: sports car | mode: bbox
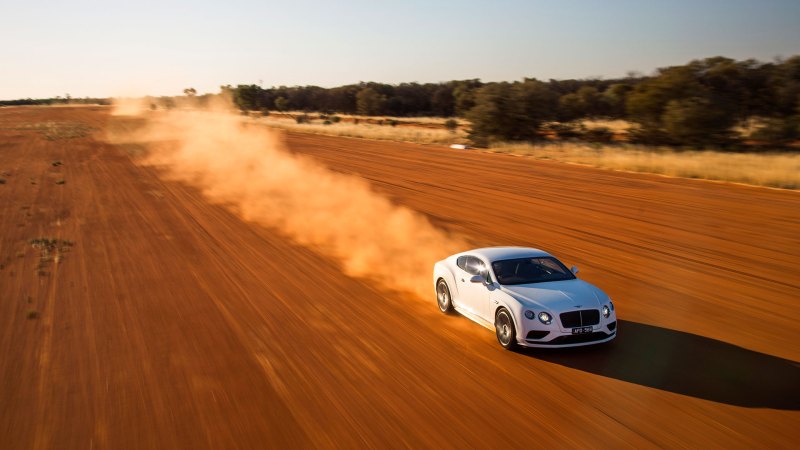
[433,247,617,349]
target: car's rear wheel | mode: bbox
[495,308,518,350]
[436,279,453,313]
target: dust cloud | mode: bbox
[109,103,467,298]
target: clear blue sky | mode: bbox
[1,0,798,99]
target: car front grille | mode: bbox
[607,321,617,331]
[559,309,600,328]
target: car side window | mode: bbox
[464,256,486,276]
[456,256,468,271]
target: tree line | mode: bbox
[3,55,797,148]
[0,96,110,106]
[227,55,799,148]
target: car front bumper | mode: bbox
[518,321,617,348]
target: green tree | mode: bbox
[233,84,262,111]
[627,65,702,127]
[557,93,583,121]
[274,96,289,111]
[661,97,735,146]
[626,59,746,145]
[513,79,558,134]
[466,80,555,145]
[576,86,603,116]
[466,82,518,146]
[356,87,386,116]
[602,83,632,117]
[452,80,482,116]
[431,86,455,117]
[751,116,800,144]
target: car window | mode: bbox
[464,256,486,276]
[491,257,576,285]
[456,256,468,271]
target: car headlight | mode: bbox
[524,310,535,320]
[602,305,611,318]
[538,312,552,325]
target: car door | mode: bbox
[453,256,471,308]
[459,256,492,321]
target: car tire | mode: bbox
[436,279,453,313]
[495,308,518,350]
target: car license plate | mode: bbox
[572,326,593,334]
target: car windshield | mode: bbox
[491,257,576,285]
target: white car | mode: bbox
[433,247,617,349]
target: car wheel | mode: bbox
[495,308,518,350]
[436,279,453,313]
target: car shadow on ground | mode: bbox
[519,320,800,410]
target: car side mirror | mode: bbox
[570,265,579,275]
[469,275,485,283]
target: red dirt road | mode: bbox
[1,107,798,449]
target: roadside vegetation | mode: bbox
[7,54,800,189]
[225,55,799,189]
[252,113,468,145]
[489,143,800,189]
[0,95,109,106]
[251,113,799,189]
[224,55,800,150]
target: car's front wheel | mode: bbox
[436,279,453,313]
[495,308,518,350]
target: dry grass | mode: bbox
[271,111,463,126]
[255,115,469,145]
[578,119,636,133]
[732,117,769,138]
[255,112,798,189]
[489,142,800,189]
[334,113,465,126]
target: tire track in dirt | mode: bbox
[1,107,798,449]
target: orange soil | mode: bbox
[1,106,798,449]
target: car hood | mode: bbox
[499,279,605,311]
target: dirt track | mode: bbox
[1,106,798,449]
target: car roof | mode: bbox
[459,246,552,262]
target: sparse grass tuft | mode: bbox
[26,310,39,320]
[29,238,74,265]
[578,119,635,134]
[55,179,66,185]
[51,160,63,167]
[0,178,5,184]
